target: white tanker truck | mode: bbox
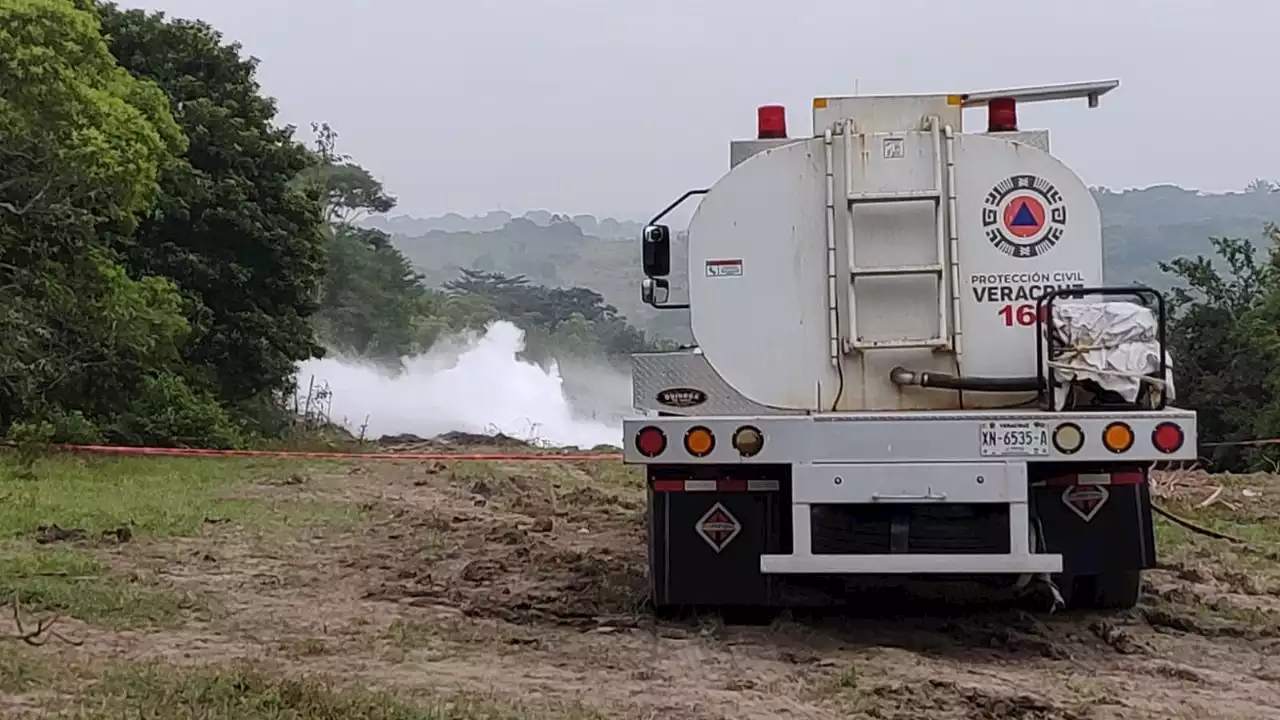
[623,79,1197,613]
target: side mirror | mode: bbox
[641,277,670,306]
[642,224,671,277]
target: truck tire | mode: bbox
[1081,570,1142,610]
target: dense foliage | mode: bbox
[0,0,659,450]
[0,0,194,445]
[1160,224,1280,472]
[96,3,329,440]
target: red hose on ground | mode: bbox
[36,443,623,462]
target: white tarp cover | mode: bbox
[1048,301,1175,410]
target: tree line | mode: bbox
[0,0,663,450]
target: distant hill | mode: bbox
[386,184,1280,343]
[388,216,692,343]
[364,210,646,241]
[1098,182,1280,289]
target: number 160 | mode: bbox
[997,304,1047,327]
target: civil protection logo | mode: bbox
[981,174,1067,258]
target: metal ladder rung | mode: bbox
[848,189,941,203]
[850,263,943,279]
[853,337,950,351]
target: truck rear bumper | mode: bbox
[762,476,1064,571]
[760,553,1061,574]
[759,460,1060,575]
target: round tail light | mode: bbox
[635,426,667,458]
[1152,422,1185,454]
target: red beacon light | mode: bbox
[987,96,1018,133]
[757,104,787,139]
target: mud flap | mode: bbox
[1031,470,1157,576]
[647,486,788,607]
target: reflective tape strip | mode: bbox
[649,478,782,492]
[1042,471,1145,487]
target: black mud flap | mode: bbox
[646,467,790,608]
[1031,466,1157,576]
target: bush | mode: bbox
[108,374,244,449]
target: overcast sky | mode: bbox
[119,0,1277,219]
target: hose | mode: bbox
[1151,502,1245,544]
[889,366,1040,393]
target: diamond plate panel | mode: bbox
[631,351,796,416]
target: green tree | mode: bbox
[295,122,396,224]
[0,0,201,441]
[95,3,328,430]
[314,224,427,362]
[1161,225,1280,471]
[293,123,427,364]
[442,269,666,363]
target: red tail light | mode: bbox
[1152,422,1185,454]
[635,426,667,458]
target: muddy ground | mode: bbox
[3,449,1279,719]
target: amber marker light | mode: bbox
[1102,422,1135,454]
[683,426,715,457]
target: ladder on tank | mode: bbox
[842,115,955,353]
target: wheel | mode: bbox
[1079,570,1142,610]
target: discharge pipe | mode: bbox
[889,366,1039,393]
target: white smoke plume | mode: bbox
[296,321,627,448]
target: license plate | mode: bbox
[980,420,1049,457]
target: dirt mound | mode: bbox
[855,680,1090,720]
[434,430,536,448]
[376,430,538,454]
[363,459,648,627]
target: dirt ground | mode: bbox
[3,447,1280,719]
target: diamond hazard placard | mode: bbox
[1062,484,1109,523]
[695,502,741,553]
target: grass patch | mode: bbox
[387,619,445,652]
[0,643,53,694]
[45,660,604,719]
[0,454,364,629]
[1150,488,1280,633]
[0,546,195,627]
[576,461,642,492]
[277,636,333,658]
[385,617,539,658]
[0,455,357,540]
